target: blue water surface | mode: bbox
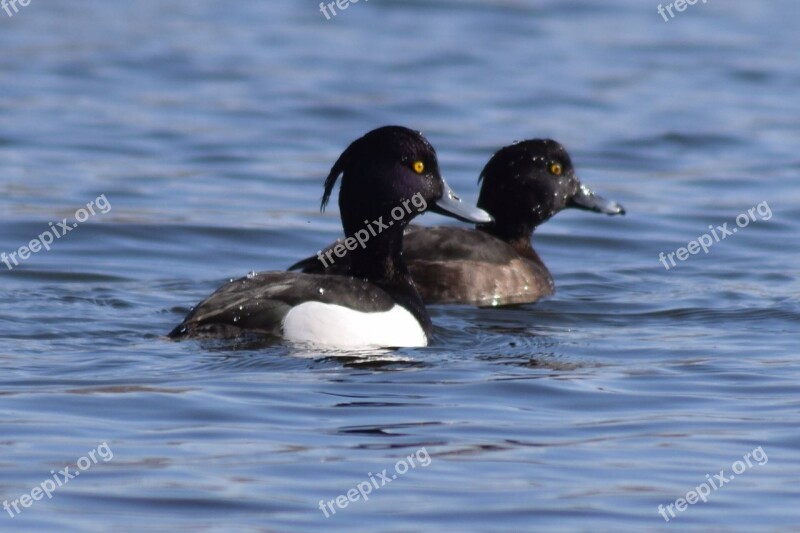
[1,1,799,531]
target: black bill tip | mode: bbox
[568,183,625,216]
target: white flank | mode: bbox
[282,302,427,348]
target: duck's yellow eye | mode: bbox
[413,161,425,174]
[550,163,563,176]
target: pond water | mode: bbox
[1,1,799,531]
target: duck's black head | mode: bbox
[323,126,489,234]
[477,139,624,246]
[322,126,490,279]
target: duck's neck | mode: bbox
[478,223,540,261]
[348,228,405,280]
[346,223,432,335]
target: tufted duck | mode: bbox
[169,126,491,346]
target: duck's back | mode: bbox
[169,271,427,346]
[403,226,554,307]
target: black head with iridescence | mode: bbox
[321,125,491,280]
